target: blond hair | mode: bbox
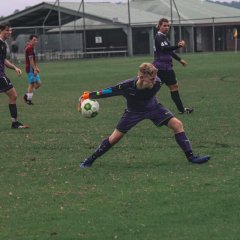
[138,63,158,78]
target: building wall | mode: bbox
[86,29,127,51]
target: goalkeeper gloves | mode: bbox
[82,91,90,100]
[78,91,90,112]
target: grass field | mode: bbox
[0,53,240,240]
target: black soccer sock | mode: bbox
[91,138,112,162]
[9,104,17,121]
[171,91,185,113]
[175,132,193,159]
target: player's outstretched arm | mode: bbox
[77,84,123,111]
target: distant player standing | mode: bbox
[153,18,193,114]
[24,34,41,105]
[78,63,210,169]
[0,22,29,129]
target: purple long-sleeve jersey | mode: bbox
[89,77,162,112]
[0,40,7,78]
[153,31,181,70]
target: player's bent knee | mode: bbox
[109,130,125,145]
[9,94,17,102]
[168,118,183,132]
[35,82,41,89]
[169,84,179,91]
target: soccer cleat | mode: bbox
[188,155,210,164]
[27,100,33,105]
[23,94,34,105]
[11,121,29,129]
[179,107,194,114]
[80,157,93,169]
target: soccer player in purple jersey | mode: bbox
[0,22,29,129]
[78,63,210,169]
[153,18,193,114]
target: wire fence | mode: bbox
[7,15,240,62]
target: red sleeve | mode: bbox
[26,45,34,58]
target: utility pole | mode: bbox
[82,0,86,53]
[127,0,133,56]
[170,0,174,45]
[57,0,63,58]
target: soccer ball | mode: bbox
[81,99,99,118]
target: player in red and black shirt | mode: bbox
[78,63,210,169]
[153,18,193,114]
[24,34,41,105]
[0,22,29,129]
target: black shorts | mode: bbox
[157,69,177,86]
[116,104,174,133]
[0,76,13,93]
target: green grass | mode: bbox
[0,53,240,240]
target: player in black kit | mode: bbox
[0,22,29,129]
[78,63,210,169]
[153,18,193,114]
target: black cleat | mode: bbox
[11,121,29,129]
[80,157,93,169]
[23,94,33,105]
[188,155,210,164]
[179,107,194,114]
[27,100,33,105]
